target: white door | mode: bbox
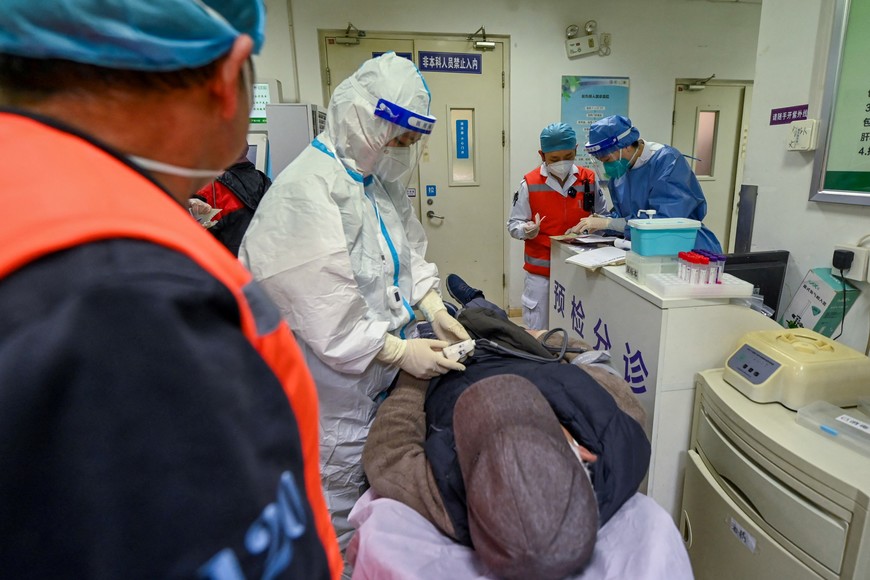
[672,83,749,253]
[322,34,507,306]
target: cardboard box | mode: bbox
[779,268,860,337]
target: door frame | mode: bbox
[317,29,512,303]
[673,79,753,253]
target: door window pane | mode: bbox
[694,110,718,177]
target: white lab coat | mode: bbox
[239,53,440,547]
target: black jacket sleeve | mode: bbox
[0,239,330,579]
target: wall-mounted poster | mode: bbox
[561,76,630,170]
[811,0,870,205]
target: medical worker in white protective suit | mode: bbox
[240,52,471,548]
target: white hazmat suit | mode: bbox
[240,53,468,548]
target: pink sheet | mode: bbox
[347,490,693,579]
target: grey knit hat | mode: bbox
[453,374,598,580]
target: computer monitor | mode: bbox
[723,250,790,319]
[246,132,269,175]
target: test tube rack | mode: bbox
[645,273,754,299]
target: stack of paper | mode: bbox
[569,234,616,244]
[565,246,626,269]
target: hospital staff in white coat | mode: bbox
[239,53,470,548]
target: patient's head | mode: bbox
[453,374,598,580]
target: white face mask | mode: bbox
[375,146,413,182]
[547,159,574,180]
[128,155,224,180]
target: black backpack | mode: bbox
[207,161,271,256]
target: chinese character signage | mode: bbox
[456,120,469,159]
[560,76,630,170]
[250,82,272,124]
[769,104,808,126]
[553,273,652,399]
[419,52,482,74]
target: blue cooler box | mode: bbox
[628,217,701,256]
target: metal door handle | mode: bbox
[426,210,445,220]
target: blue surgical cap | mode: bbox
[539,123,577,153]
[0,0,265,71]
[585,115,641,156]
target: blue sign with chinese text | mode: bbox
[456,120,469,159]
[419,52,482,74]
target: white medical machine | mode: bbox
[265,103,326,177]
[680,330,870,579]
[722,328,870,409]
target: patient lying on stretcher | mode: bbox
[362,300,651,580]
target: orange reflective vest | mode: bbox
[523,167,595,277]
[0,114,341,579]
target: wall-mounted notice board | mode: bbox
[811,0,870,205]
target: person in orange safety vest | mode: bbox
[0,1,340,578]
[507,123,607,330]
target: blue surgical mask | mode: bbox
[603,150,630,180]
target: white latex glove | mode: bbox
[523,213,545,239]
[376,334,466,379]
[418,289,472,343]
[431,309,471,343]
[188,198,221,228]
[566,215,612,235]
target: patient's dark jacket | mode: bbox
[423,310,651,546]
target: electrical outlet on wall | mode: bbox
[833,244,870,282]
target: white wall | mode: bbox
[745,0,870,351]
[255,0,298,101]
[259,0,761,308]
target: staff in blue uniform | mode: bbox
[571,115,722,253]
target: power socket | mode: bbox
[834,244,869,282]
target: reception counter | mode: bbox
[548,240,780,518]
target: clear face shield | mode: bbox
[590,149,621,181]
[372,98,435,191]
[585,124,635,181]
